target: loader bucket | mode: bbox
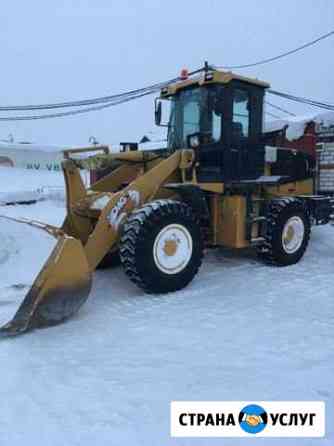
[0,234,92,337]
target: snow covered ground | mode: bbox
[0,169,333,445]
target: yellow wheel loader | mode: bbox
[1,67,333,337]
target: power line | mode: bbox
[0,67,206,120]
[0,81,166,112]
[265,111,283,120]
[0,90,155,121]
[268,89,334,111]
[2,86,333,121]
[265,101,296,116]
[214,30,334,69]
[0,30,333,114]
[0,62,334,121]
[0,68,203,112]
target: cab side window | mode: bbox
[212,110,221,142]
[232,89,250,138]
[202,87,223,143]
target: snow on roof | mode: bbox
[265,111,334,141]
[0,142,66,153]
[138,140,167,151]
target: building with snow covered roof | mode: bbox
[265,111,334,194]
[0,142,65,171]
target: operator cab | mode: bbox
[156,69,269,182]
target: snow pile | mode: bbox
[0,200,64,325]
[0,166,65,204]
[265,110,334,141]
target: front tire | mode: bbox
[258,197,311,266]
[119,199,203,293]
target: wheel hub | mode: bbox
[163,238,178,257]
[282,216,305,254]
[153,224,193,274]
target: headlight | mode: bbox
[189,134,200,148]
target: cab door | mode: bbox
[195,112,223,182]
[196,86,225,182]
[228,86,265,181]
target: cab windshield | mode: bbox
[167,86,222,150]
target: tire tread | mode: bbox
[120,199,203,293]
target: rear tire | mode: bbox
[119,199,203,293]
[258,197,311,266]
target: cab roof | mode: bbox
[160,69,270,97]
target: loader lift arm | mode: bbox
[0,148,193,337]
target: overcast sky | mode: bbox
[0,0,333,145]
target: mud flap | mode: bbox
[0,235,92,337]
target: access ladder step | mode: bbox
[251,237,266,245]
[250,216,266,223]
